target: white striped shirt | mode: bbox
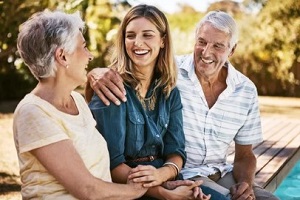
[176,54,263,179]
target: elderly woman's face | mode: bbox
[64,32,93,86]
[125,17,164,71]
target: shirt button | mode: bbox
[156,134,160,137]
[165,124,168,128]
[152,145,155,148]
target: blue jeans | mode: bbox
[138,185,229,200]
[201,185,230,200]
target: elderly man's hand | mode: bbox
[230,182,255,200]
[86,68,126,105]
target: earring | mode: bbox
[66,65,69,69]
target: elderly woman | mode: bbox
[13,9,147,199]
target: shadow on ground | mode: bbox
[0,172,21,194]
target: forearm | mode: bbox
[30,140,144,200]
[82,177,145,200]
[161,154,183,180]
[233,154,256,186]
[144,186,170,200]
[111,163,132,183]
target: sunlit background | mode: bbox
[0,0,299,101]
[0,1,299,199]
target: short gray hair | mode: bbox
[195,11,238,49]
[17,10,85,80]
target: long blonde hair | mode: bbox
[109,4,177,98]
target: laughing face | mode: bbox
[65,32,93,85]
[125,17,164,72]
[194,22,235,78]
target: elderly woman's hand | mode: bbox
[127,176,148,197]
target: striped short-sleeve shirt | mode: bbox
[176,54,263,179]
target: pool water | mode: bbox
[274,160,300,200]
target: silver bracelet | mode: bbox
[163,161,179,176]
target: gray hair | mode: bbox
[195,11,238,49]
[17,10,85,80]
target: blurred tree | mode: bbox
[207,0,242,16]
[167,5,204,55]
[0,0,47,101]
[0,0,128,101]
[1,0,299,101]
[232,0,300,96]
[84,0,129,71]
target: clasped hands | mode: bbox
[127,165,211,200]
[230,182,255,200]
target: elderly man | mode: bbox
[86,10,279,200]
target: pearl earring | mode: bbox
[66,65,69,69]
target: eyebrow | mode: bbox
[198,37,226,46]
[215,42,226,47]
[126,30,156,34]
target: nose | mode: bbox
[202,44,212,56]
[134,37,143,47]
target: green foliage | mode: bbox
[0,0,122,101]
[84,0,122,70]
[232,0,300,96]
[0,0,47,101]
[0,0,299,101]
[167,7,204,55]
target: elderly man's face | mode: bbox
[193,22,234,77]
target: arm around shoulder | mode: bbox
[85,67,126,105]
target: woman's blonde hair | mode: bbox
[110,4,177,98]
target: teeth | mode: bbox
[201,58,214,64]
[134,50,149,55]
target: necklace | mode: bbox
[136,89,157,111]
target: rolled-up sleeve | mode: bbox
[234,88,263,145]
[89,93,127,169]
[163,87,187,165]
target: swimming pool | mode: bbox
[274,160,300,200]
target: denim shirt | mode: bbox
[89,83,186,170]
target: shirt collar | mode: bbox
[176,54,195,76]
[176,53,244,98]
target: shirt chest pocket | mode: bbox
[127,112,145,152]
[214,112,247,143]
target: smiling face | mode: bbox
[64,32,93,86]
[194,22,235,78]
[125,17,164,72]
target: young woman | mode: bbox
[88,4,211,200]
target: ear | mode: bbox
[55,48,67,67]
[229,44,237,57]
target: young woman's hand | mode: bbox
[128,165,165,187]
